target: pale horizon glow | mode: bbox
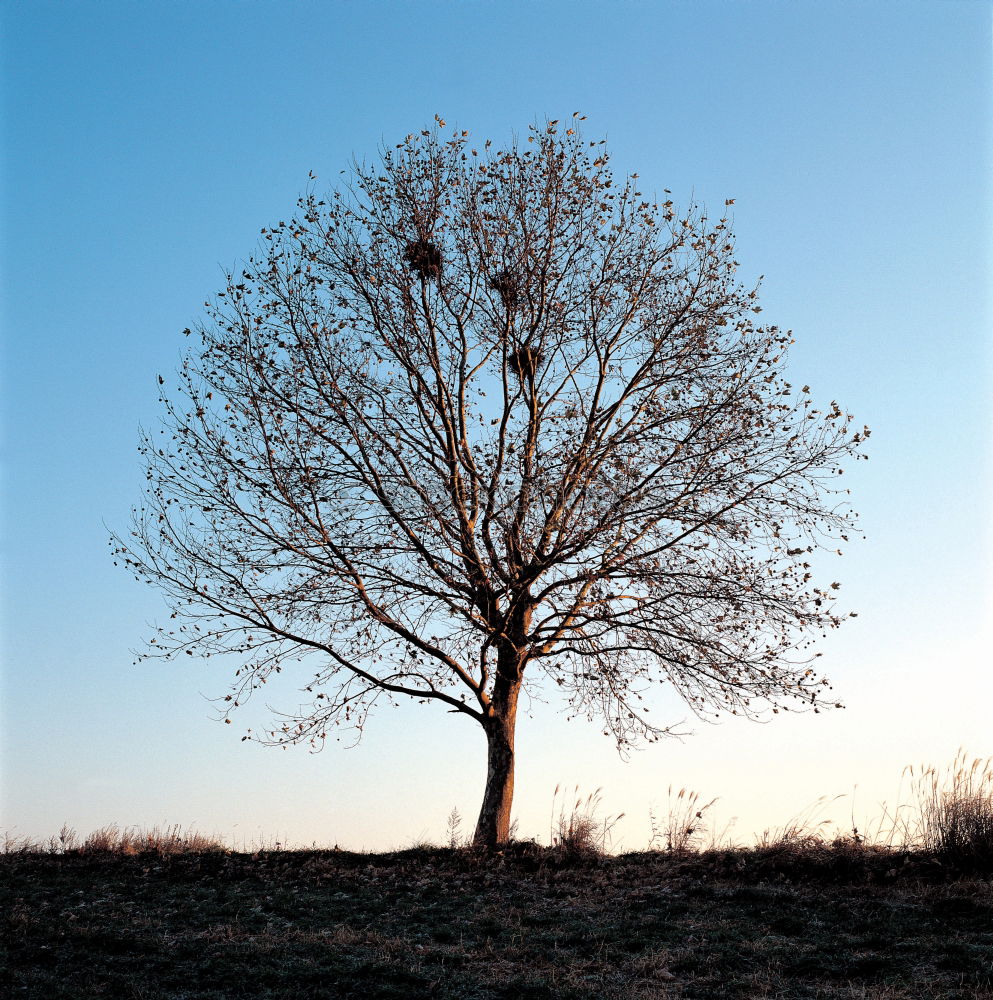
[2,0,991,852]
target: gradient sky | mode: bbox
[2,0,990,851]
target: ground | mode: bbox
[3,845,992,999]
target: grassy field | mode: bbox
[3,839,992,999]
[5,757,992,998]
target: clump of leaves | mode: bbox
[403,238,442,279]
[507,344,542,382]
[489,269,519,309]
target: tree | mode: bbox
[114,118,867,848]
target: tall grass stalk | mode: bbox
[911,749,993,864]
[756,795,845,849]
[648,787,720,853]
[550,785,625,856]
[2,824,226,856]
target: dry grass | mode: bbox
[843,750,993,871]
[2,823,226,857]
[6,753,992,874]
[640,753,993,873]
[4,754,993,997]
[2,823,79,855]
[4,844,992,999]
[912,750,993,863]
[754,794,847,849]
[550,785,624,856]
[8,751,992,870]
[649,786,721,853]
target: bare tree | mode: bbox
[114,118,867,848]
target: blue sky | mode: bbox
[2,0,990,850]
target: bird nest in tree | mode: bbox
[489,270,520,310]
[508,345,542,382]
[404,239,443,280]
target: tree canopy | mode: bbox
[115,118,866,846]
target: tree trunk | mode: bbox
[473,623,528,849]
[472,707,518,848]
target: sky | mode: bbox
[2,0,990,852]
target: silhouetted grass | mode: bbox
[912,750,993,866]
[550,785,624,858]
[648,787,721,854]
[2,823,226,857]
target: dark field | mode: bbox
[3,844,992,999]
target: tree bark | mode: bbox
[472,706,519,848]
[473,618,528,849]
